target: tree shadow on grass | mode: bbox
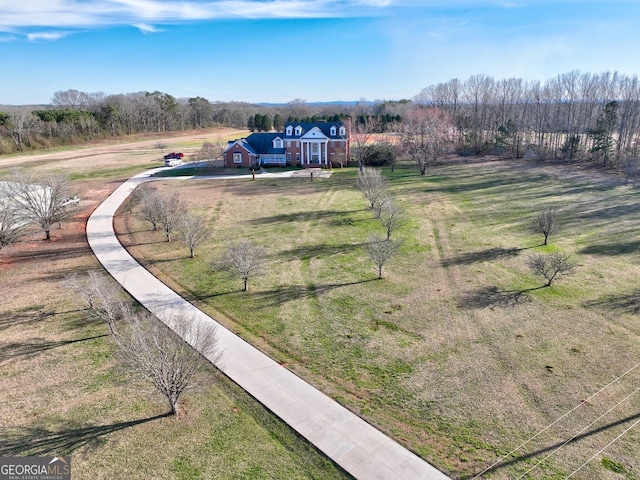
[579,240,640,256]
[247,209,364,226]
[0,334,108,363]
[7,243,88,266]
[190,288,246,302]
[248,279,379,307]
[583,289,640,315]
[442,246,528,267]
[0,310,51,332]
[275,242,368,262]
[458,285,544,309]
[0,308,86,332]
[461,411,640,479]
[0,412,171,457]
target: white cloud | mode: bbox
[133,23,162,33]
[27,31,70,41]
[0,0,394,31]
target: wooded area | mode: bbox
[417,70,640,165]
[0,90,406,154]
[1,70,639,170]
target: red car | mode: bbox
[164,152,184,160]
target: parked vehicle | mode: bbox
[164,152,184,160]
[164,158,183,167]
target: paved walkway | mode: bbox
[86,169,451,480]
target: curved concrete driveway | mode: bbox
[86,168,451,480]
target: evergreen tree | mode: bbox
[588,101,618,165]
[273,113,283,132]
[262,114,272,132]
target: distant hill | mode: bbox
[0,104,49,110]
[258,100,375,107]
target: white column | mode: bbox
[301,141,305,165]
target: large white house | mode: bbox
[224,121,350,168]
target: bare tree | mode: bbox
[378,199,406,240]
[621,156,639,184]
[6,170,78,240]
[363,234,402,279]
[527,252,576,287]
[533,204,560,246]
[115,310,219,415]
[193,141,224,168]
[5,111,38,151]
[0,188,26,254]
[357,167,388,210]
[178,213,210,258]
[401,107,452,175]
[350,116,379,172]
[136,184,162,231]
[217,239,266,291]
[0,209,25,253]
[51,89,92,109]
[157,192,186,242]
[372,193,393,219]
[66,269,129,334]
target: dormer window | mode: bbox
[273,137,283,149]
[286,125,293,136]
[330,126,337,136]
[339,126,346,136]
[295,125,302,136]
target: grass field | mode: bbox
[0,130,352,480]
[116,158,640,479]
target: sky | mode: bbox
[1,0,640,105]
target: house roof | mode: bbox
[284,121,347,139]
[224,139,257,155]
[245,133,286,155]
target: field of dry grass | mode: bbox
[3,128,640,478]
[116,157,640,479]
[0,129,351,480]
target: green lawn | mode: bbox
[118,159,640,479]
[0,304,351,480]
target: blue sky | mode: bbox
[1,1,639,105]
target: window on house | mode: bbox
[330,126,336,136]
[295,126,302,136]
[339,126,346,135]
[233,152,242,164]
[287,141,291,148]
[274,138,283,148]
[286,126,293,136]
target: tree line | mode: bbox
[0,90,410,155]
[4,70,640,168]
[415,70,640,166]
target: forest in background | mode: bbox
[2,70,639,172]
